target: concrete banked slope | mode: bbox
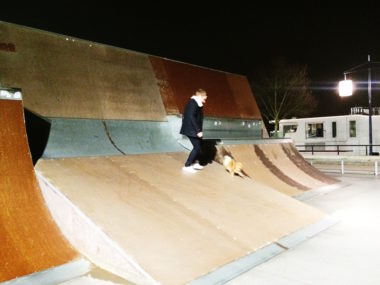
[1,21,339,285]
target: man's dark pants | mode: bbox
[185,136,202,167]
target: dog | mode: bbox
[223,155,244,178]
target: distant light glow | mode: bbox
[339,80,353,96]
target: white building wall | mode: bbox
[278,115,380,155]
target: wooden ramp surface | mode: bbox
[220,144,303,196]
[36,153,325,285]
[256,144,333,190]
[280,143,339,185]
[221,143,339,196]
[0,22,263,124]
[0,98,78,282]
[149,56,262,119]
[0,22,166,120]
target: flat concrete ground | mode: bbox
[228,174,380,285]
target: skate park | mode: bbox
[1,21,379,285]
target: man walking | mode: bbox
[180,89,207,173]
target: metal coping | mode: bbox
[0,88,22,100]
[189,216,337,285]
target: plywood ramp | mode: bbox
[220,144,304,196]
[149,56,262,119]
[280,143,339,184]
[256,144,334,189]
[0,21,264,123]
[0,98,78,282]
[36,153,325,285]
[0,21,166,120]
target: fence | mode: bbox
[296,144,380,156]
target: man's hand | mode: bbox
[197,132,203,138]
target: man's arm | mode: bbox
[188,101,201,134]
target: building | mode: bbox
[275,107,380,155]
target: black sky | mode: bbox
[2,1,380,116]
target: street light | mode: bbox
[338,55,379,155]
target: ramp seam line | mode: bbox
[102,120,126,155]
[274,242,289,250]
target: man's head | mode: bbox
[195,88,207,104]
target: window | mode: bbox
[349,120,356,137]
[306,123,324,138]
[332,121,337,138]
[283,124,298,134]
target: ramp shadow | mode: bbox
[24,108,51,165]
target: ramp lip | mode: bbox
[187,244,284,285]
[276,216,340,249]
[295,182,349,201]
[189,216,339,285]
[0,89,22,100]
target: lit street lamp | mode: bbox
[338,55,379,155]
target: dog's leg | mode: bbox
[237,171,244,178]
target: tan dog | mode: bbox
[223,155,244,178]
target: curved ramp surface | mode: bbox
[280,143,339,184]
[104,120,183,154]
[0,98,79,282]
[43,119,121,158]
[220,144,304,196]
[256,144,332,189]
[43,118,183,158]
[36,153,324,285]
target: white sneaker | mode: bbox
[192,163,204,170]
[182,166,196,173]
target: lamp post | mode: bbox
[338,55,379,155]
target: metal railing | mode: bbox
[296,144,380,156]
[306,156,379,176]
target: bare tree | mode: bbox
[250,58,317,137]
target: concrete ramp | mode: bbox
[42,119,121,158]
[41,118,183,158]
[0,96,88,283]
[99,120,183,155]
[36,153,325,285]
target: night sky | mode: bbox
[1,1,380,117]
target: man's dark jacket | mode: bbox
[180,98,203,137]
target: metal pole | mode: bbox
[368,55,373,155]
